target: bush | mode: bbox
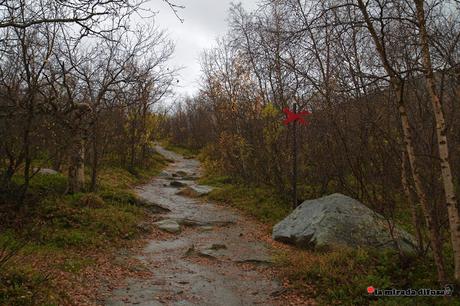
[0,231,27,271]
[98,189,139,206]
[0,268,53,306]
[77,193,105,208]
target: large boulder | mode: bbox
[273,193,416,254]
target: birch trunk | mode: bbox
[357,0,447,283]
[396,85,446,283]
[401,151,424,254]
[414,0,460,280]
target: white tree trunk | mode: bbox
[414,0,460,281]
[356,0,447,282]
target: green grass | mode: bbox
[0,152,169,305]
[161,140,199,159]
[200,174,291,225]
[0,266,55,306]
[98,151,169,190]
[199,173,458,305]
[275,246,459,305]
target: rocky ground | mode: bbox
[101,146,299,306]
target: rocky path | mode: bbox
[104,146,283,306]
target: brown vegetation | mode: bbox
[166,0,460,285]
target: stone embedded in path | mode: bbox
[175,170,188,177]
[199,226,214,232]
[170,180,186,188]
[191,185,214,196]
[209,243,227,250]
[176,185,214,197]
[273,193,417,254]
[184,245,218,259]
[180,175,199,181]
[137,198,171,214]
[158,171,170,178]
[154,219,181,233]
[172,218,236,228]
[174,218,207,227]
[234,257,274,265]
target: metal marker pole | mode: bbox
[292,103,298,209]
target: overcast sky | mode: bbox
[148,0,259,98]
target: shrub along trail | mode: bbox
[102,146,310,305]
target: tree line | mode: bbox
[0,0,176,199]
[165,0,460,283]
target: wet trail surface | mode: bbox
[104,146,282,306]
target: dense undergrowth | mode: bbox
[162,143,460,305]
[0,152,168,305]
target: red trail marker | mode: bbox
[282,107,311,125]
[282,104,311,209]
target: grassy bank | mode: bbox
[199,172,458,305]
[161,140,199,159]
[0,151,169,305]
[199,175,290,226]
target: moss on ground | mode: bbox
[0,152,169,305]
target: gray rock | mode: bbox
[181,175,199,181]
[197,249,220,259]
[158,171,170,178]
[199,226,214,232]
[189,185,214,196]
[154,219,181,233]
[177,185,214,197]
[173,218,236,227]
[184,245,219,260]
[34,168,58,175]
[137,198,171,214]
[170,180,186,187]
[175,170,188,177]
[174,218,207,227]
[273,193,417,254]
[209,243,227,250]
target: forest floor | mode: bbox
[0,152,171,305]
[101,146,312,305]
[2,145,456,305]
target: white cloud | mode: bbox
[143,0,259,98]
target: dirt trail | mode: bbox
[104,146,282,306]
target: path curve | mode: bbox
[104,146,282,306]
